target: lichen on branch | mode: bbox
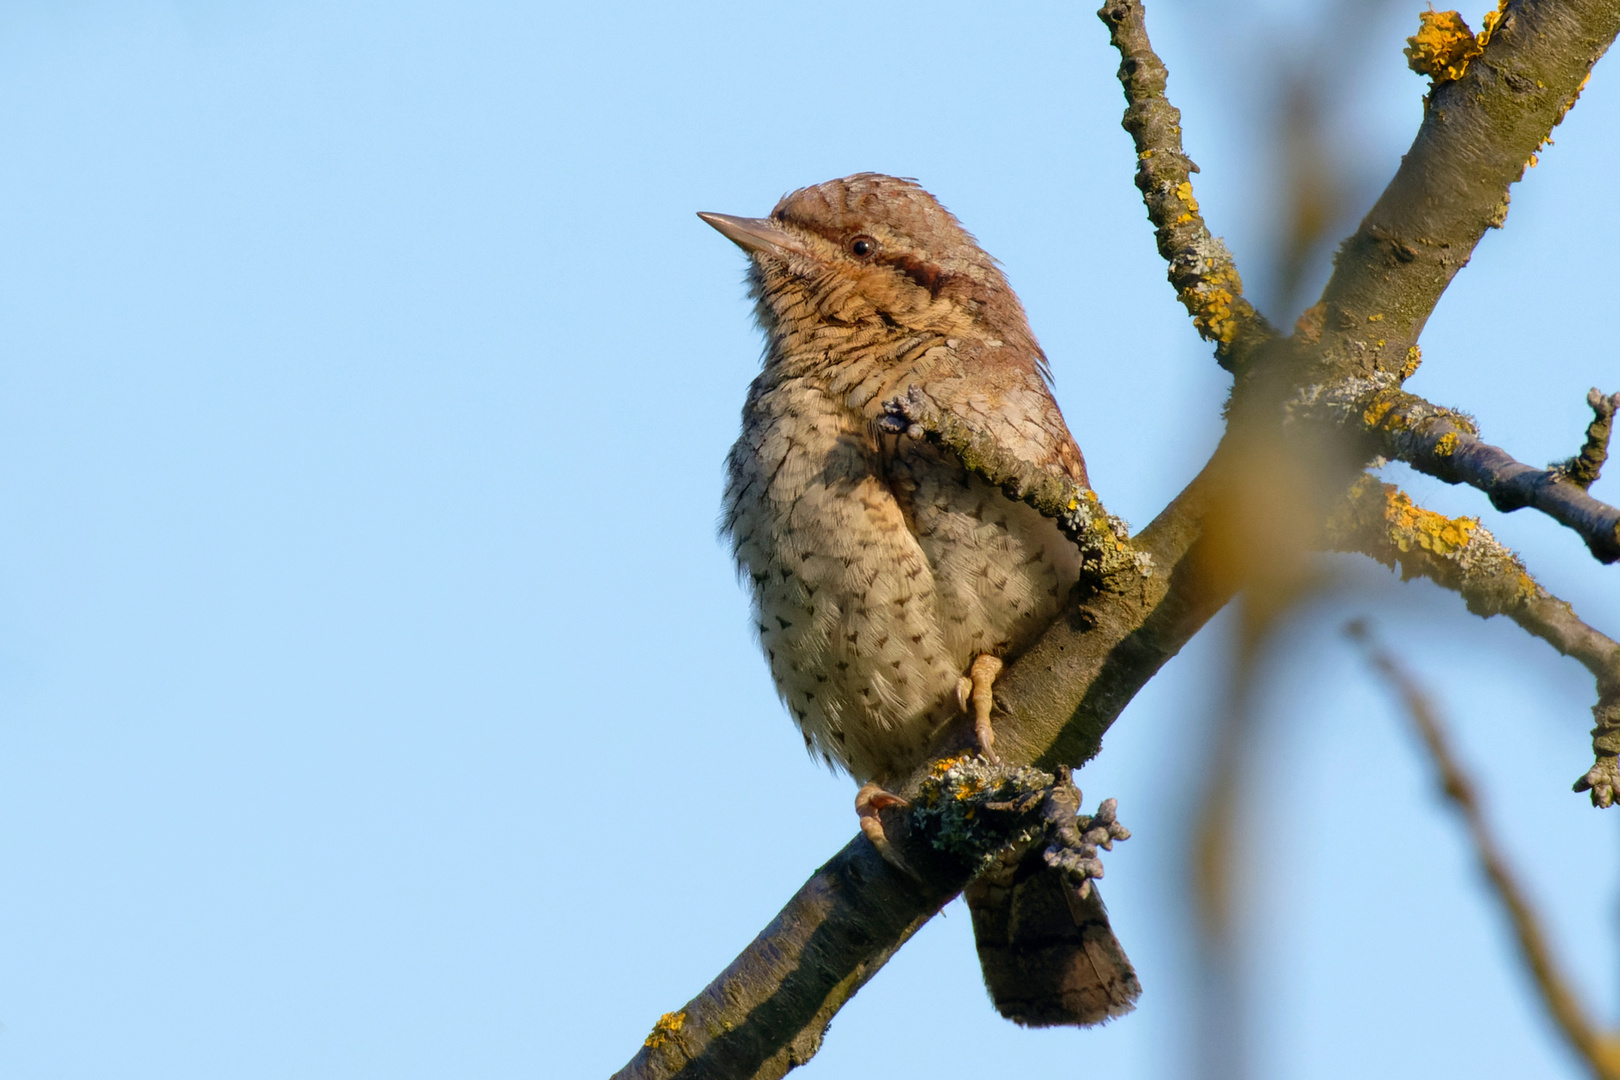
[1327,475,1620,806]
[1555,388,1619,490]
[1292,376,1620,564]
[879,387,1154,587]
[1096,0,1276,371]
[1405,10,1484,84]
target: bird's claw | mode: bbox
[965,654,1004,765]
[857,781,915,874]
[876,387,935,439]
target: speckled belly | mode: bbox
[723,374,1079,784]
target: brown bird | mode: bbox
[702,173,1139,1027]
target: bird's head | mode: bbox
[699,174,1039,362]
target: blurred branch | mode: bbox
[1348,624,1620,1080]
[1097,0,1278,372]
[1325,474,1620,805]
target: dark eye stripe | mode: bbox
[883,252,947,297]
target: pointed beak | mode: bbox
[697,212,805,259]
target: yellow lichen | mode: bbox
[1363,396,1397,428]
[1527,152,1539,168]
[1174,180,1199,212]
[1384,488,1479,555]
[1434,431,1459,456]
[645,1011,687,1050]
[1405,10,1482,84]
[1192,287,1237,344]
[1476,0,1511,48]
[1368,313,1384,322]
[1399,345,1423,381]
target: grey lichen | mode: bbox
[911,755,1053,872]
[910,757,1132,892]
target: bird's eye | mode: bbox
[848,235,876,258]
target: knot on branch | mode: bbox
[879,389,1153,588]
[912,756,1129,894]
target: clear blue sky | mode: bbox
[0,2,1615,1077]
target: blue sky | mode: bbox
[0,2,1615,1077]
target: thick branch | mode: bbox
[1350,625,1620,1080]
[1097,0,1277,371]
[1315,0,1620,380]
[1326,475,1620,804]
[1314,0,1620,381]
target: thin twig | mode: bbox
[1325,474,1620,805]
[1559,389,1619,491]
[1297,381,1620,564]
[1347,624,1620,1080]
[1096,0,1277,372]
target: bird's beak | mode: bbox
[697,212,805,259]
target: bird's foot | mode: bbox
[958,654,1004,764]
[1041,766,1131,900]
[856,781,913,873]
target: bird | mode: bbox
[702,173,1139,1027]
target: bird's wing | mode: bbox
[901,338,1089,489]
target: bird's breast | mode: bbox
[722,369,1076,784]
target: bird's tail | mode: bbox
[965,844,1141,1027]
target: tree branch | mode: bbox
[1296,379,1620,563]
[1325,475,1620,804]
[1097,0,1278,371]
[1312,0,1619,383]
[1559,388,1619,491]
[1348,624,1620,1080]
